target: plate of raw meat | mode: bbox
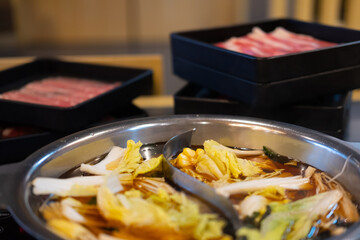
[171,18,360,106]
[0,58,153,131]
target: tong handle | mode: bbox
[162,128,241,237]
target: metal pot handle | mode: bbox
[0,162,21,208]
[346,142,360,150]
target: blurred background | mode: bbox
[0,0,359,94]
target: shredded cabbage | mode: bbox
[203,140,263,178]
[96,174,226,239]
[196,153,226,180]
[97,176,174,229]
[237,190,343,240]
[252,186,287,201]
[32,139,231,239]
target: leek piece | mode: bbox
[80,146,125,175]
[32,176,104,196]
[216,176,309,197]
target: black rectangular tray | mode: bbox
[0,58,153,131]
[174,84,351,139]
[0,103,147,164]
[171,18,360,106]
[171,18,360,83]
[173,57,360,106]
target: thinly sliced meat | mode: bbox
[25,82,96,102]
[42,77,120,91]
[0,77,121,108]
[0,91,73,107]
[272,27,337,48]
[242,36,288,56]
[215,26,337,57]
[20,88,83,106]
[221,36,286,57]
[248,27,294,52]
[271,27,320,48]
[19,89,76,107]
[40,81,115,97]
[267,35,316,53]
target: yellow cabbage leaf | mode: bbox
[204,140,262,178]
[97,179,174,230]
[166,191,227,240]
[47,218,97,240]
[134,155,164,177]
[114,140,143,173]
[66,184,99,197]
[196,153,225,180]
[251,186,287,201]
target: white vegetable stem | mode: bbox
[105,173,124,193]
[309,190,343,217]
[80,146,125,175]
[238,195,268,218]
[232,148,264,157]
[216,175,309,197]
[32,176,104,196]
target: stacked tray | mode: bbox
[174,83,351,139]
[0,58,152,131]
[171,18,360,107]
[0,104,148,164]
[0,58,153,163]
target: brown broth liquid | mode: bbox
[180,145,318,203]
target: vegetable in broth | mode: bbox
[32,140,230,240]
[171,140,359,240]
[31,139,359,240]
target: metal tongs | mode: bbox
[162,128,241,237]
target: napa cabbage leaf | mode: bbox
[204,140,262,178]
[237,190,343,240]
[114,140,143,173]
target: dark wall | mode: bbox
[0,0,13,33]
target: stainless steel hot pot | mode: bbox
[0,115,359,240]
